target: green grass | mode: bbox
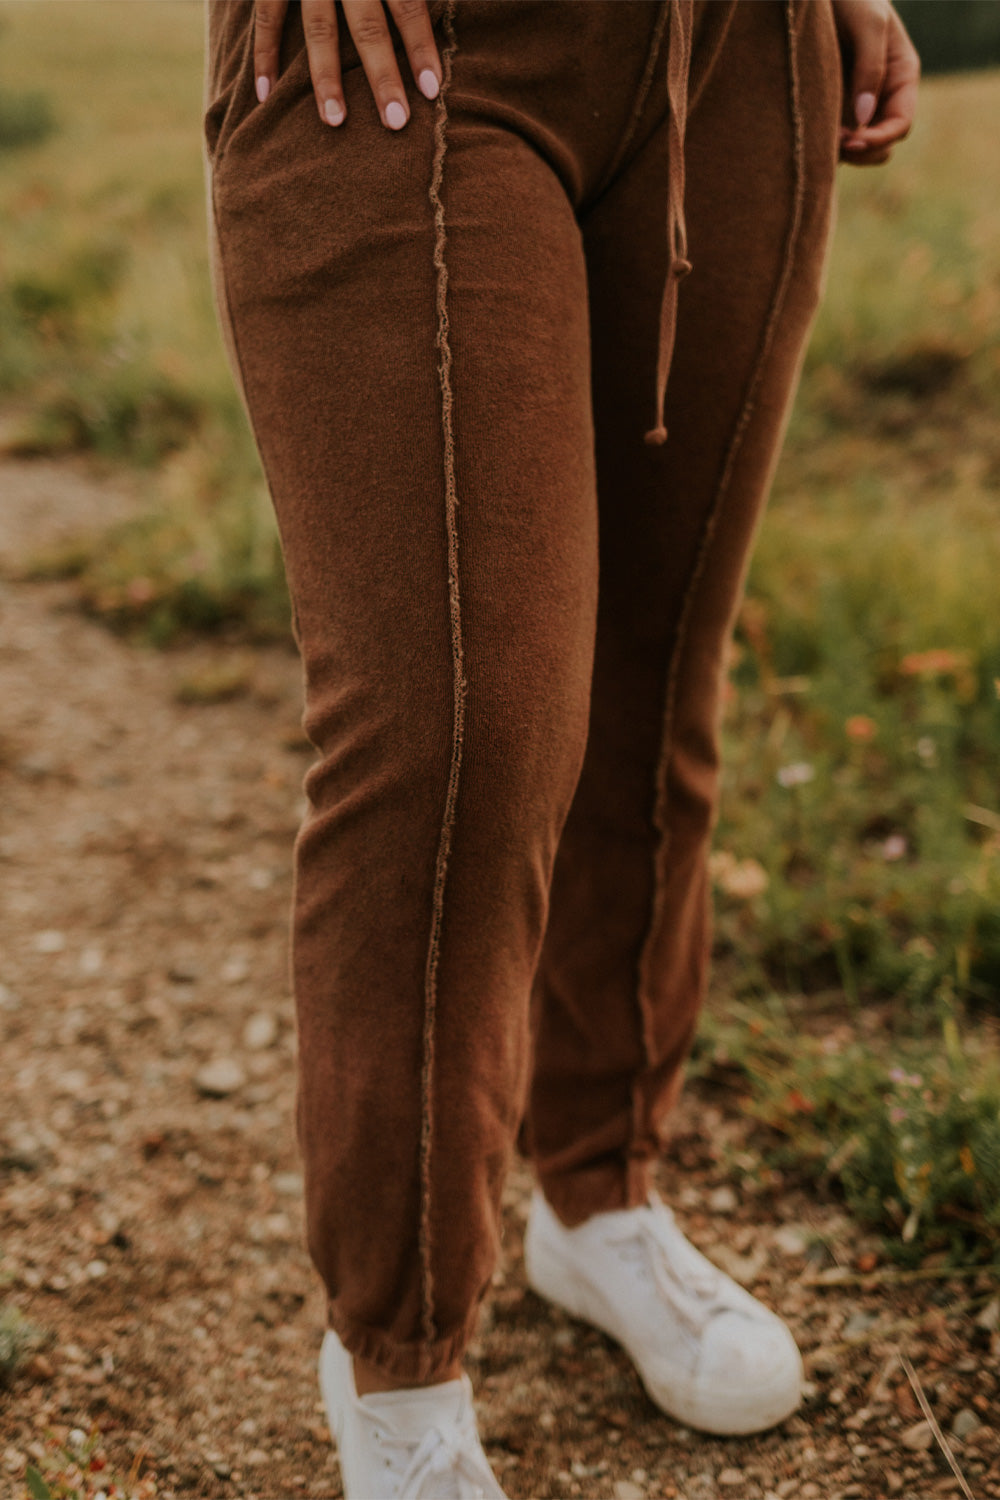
[711,70,1000,1017]
[0,1,287,638]
[0,1301,41,1388]
[691,997,1000,1264]
[1,4,998,1258]
[22,1424,157,1500]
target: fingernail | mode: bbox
[255,75,270,104]
[324,98,345,126]
[385,100,408,130]
[855,91,877,127]
[418,68,440,100]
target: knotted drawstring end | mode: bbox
[640,0,693,452]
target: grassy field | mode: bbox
[1,3,999,1265]
[0,1,283,638]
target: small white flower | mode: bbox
[776,761,815,788]
[717,858,769,900]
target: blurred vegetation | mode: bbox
[0,1301,40,1388]
[23,1423,157,1500]
[0,3,998,1260]
[0,87,55,150]
[691,998,1000,1264]
[0,2,288,641]
[897,1,1000,74]
[711,63,1000,1031]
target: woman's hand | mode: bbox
[832,1,920,165]
[253,0,442,130]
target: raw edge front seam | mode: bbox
[419,0,464,1351]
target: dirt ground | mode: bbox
[1,456,998,1500]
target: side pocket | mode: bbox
[203,0,256,167]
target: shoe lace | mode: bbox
[605,1196,730,1341]
[367,1408,499,1499]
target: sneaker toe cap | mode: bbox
[688,1308,803,1432]
[700,1308,802,1387]
[640,1307,803,1435]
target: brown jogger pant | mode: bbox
[204,0,841,1381]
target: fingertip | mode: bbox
[855,90,877,127]
[256,74,271,104]
[324,97,346,126]
[417,68,440,101]
[385,99,408,130]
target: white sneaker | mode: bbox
[318,1329,509,1499]
[524,1189,803,1436]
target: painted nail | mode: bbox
[385,100,408,130]
[418,68,440,100]
[324,98,345,126]
[255,75,270,104]
[855,91,877,127]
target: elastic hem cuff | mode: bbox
[327,1301,480,1385]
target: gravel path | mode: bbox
[1,458,997,1500]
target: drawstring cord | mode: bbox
[644,0,694,447]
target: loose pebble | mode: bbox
[707,1185,738,1214]
[78,945,104,976]
[243,1010,278,1050]
[975,1297,999,1331]
[273,1171,304,1196]
[195,1057,246,1097]
[951,1406,980,1440]
[613,1482,644,1500]
[843,1310,877,1339]
[901,1419,933,1451]
[711,1244,766,1284]
[772,1224,809,1257]
[33,929,66,954]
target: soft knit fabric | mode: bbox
[204,0,841,1381]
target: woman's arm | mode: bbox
[832,0,921,166]
[253,0,441,131]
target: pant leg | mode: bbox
[525,0,842,1224]
[204,0,670,1380]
